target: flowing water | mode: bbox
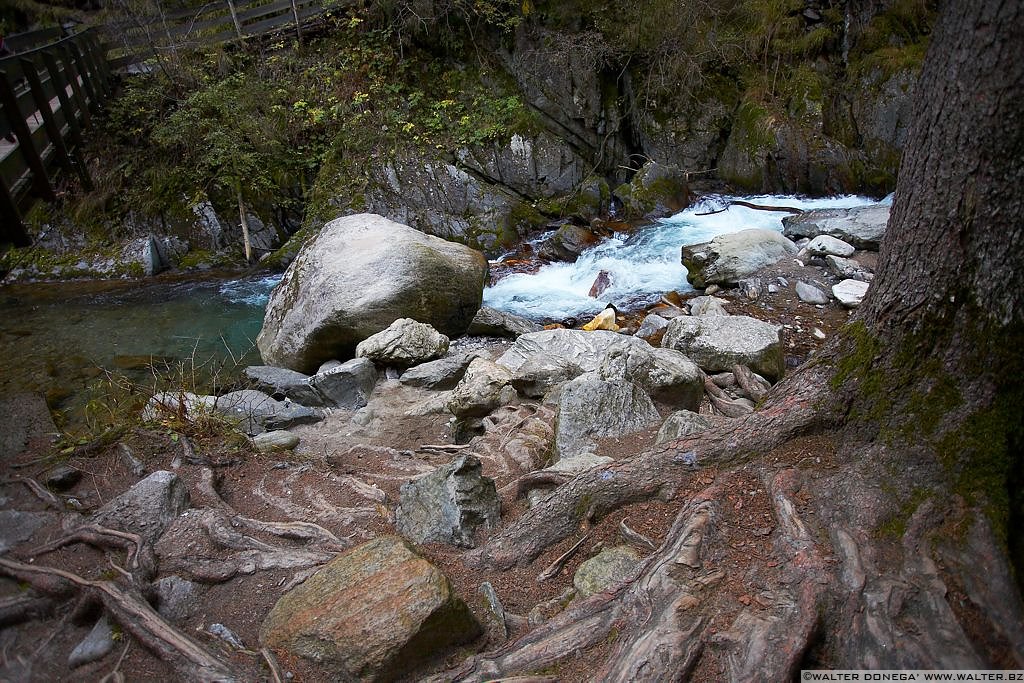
[0,193,883,429]
[0,273,280,428]
[483,193,882,321]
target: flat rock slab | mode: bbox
[555,374,661,460]
[260,536,480,682]
[682,229,798,288]
[661,315,785,382]
[783,203,889,250]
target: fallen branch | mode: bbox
[695,200,803,217]
[618,519,657,552]
[0,557,246,681]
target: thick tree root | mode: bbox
[467,368,830,570]
[31,524,156,581]
[0,557,247,682]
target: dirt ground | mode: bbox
[0,250,871,682]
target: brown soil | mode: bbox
[0,255,867,682]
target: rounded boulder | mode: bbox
[257,214,487,373]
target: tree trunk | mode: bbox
[452,0,1024,677]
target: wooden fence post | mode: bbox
[0,70,56,202]
[0,180,31,247]
[60,44,92,128]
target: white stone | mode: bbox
[832,279,871,308]
[806,235,855,257]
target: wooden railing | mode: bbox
[0,28,112,246]
[106,0,339,69]
[0,3,342,246]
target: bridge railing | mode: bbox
[1,28,112,247]
[106,0,339,70]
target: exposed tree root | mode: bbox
[0,557,247,682]
[467,367,831,570]
[31,524,155,581]
[0,593,54,627]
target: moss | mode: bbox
[877,487,932,538]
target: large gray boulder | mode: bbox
[260,536,481,682]
[598,343,703,410]
[257,214,487,373]
[682,229,799,288]
[396,454,500,548]
[783,203,890,250]
[555,373,661,460]
[509,355,584,398]
[662,315,785,382]
[309,358,378,409]
[90,471,189,543]
[355,318,449,367]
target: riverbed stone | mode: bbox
[662,315,785,382]
[833,279,871,308]
[253,430,300,452]
[826,254,874,281]
[636,314,670,342]
[782,203,889,250]
[656,410,715,444]
[400,350,483,390]
[355,318,450,367]
[214,390,321,435]
[537,222,600,261]
[89,470,189,544]
[573,545,642,599]
[682,229,799,288]
[447,358,514,418]
[309,358,378,409]
[805,234,855,257]
[243,366,324,406]
[257,214,487,373]
[466,306,543,337]
[796,281,830,305]
[68,614,114,669]
[260,535,481,682]
[396,454,500,548]
[554,373,661,460]
[688,295,730,316]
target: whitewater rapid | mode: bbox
[483,193,884,322]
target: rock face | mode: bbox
[682,229,799,288]
[782,203,890,250]
[447,358,515,419]
[662,315,785,382]
[554,373,661,460]
[537,222,600,261]
[257,214,487,373]
[90,471,189,543]
[396,454,500,548]
[260,536,481,682]
[509,355,583,398]
[355,319,450,367]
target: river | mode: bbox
[0,194,881,431]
